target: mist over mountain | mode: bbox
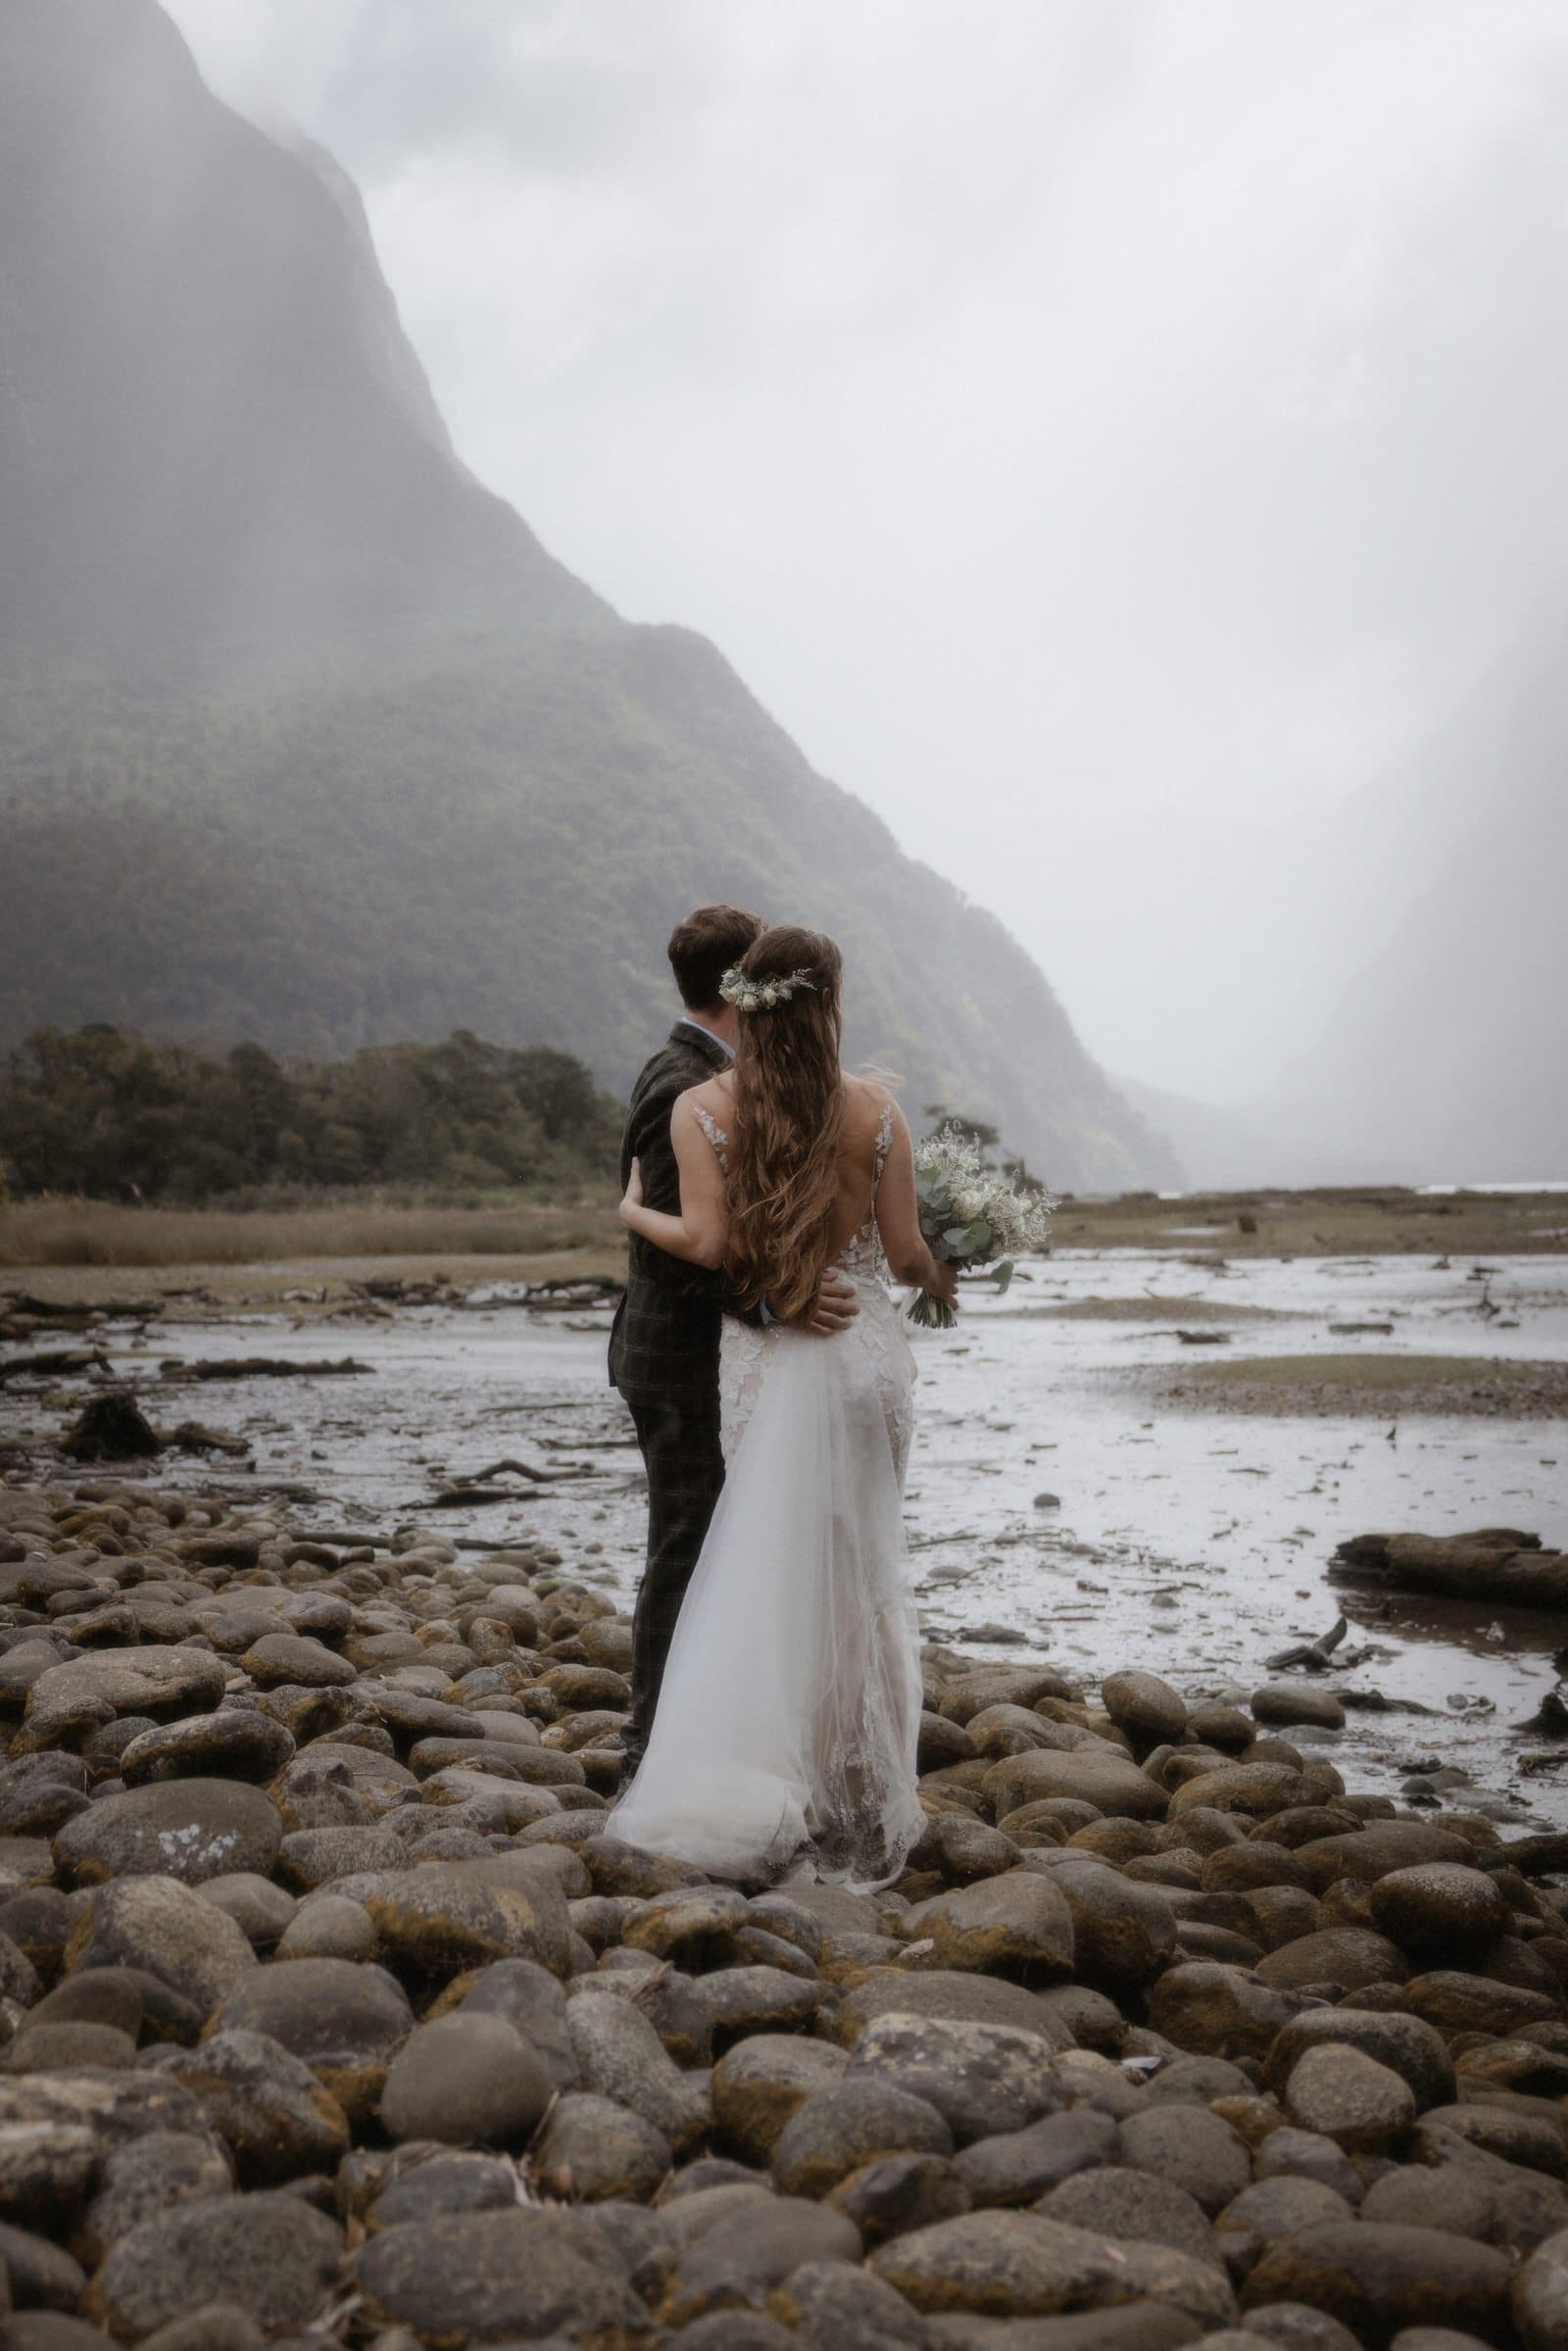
[0,0,1175,1193]
[0,0,590,662]
[1272,621,1568,1184]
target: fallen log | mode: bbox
[527,1276,622,1298]
[166,1356,373,1382]
[0,1347,112,1382]
[420,1487,538,1510]
[164,1421,251,1457]
[2,1292,165,1321]
[522,1276,624,1312]
[1331,1529,1568,1611]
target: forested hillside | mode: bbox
[0,1025,618,1202]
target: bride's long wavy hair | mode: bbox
[724,925,846,1323]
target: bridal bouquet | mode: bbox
[904,1124,1055,1329]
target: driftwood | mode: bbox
[1331,1529,1568,1611]
[163,1421,250,1457]
[1266,1616,1348,1672]
[0,1347,111,1382]
[420,1487,539,1511]
[465,1456,568,1485]
[58,1392,252,1462]
[452,1534,553,1553]
[167,1356,373,1382]
[523,1277,623,1312]
[3,1292,165,1321]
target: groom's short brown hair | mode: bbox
[668,904,766,1011]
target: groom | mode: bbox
[610,904,858,1774]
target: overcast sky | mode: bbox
[164,0,1568,1101]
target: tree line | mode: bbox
[0,1025,621,1203]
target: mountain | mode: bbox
[0,0,593,662]
[1108,1074,1287,1193]
[0,0,1177,1193]
[1272,618,1568,1183]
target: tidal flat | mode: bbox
[4,1191,1565,1826]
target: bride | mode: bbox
[608,923,957,1889]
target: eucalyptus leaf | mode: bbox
[993,1258,1016,1294]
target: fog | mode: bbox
[164,0,1568,1115]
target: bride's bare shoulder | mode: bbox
[844,1071,897,1112]
[842,1073,900,1143]
[676,1072,734,1121]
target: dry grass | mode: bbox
[1054,1187,1568,1258]
[0,1196,624,1270]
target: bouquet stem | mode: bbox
[903,1289,957,1331]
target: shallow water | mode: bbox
[42,1247,1568,1826]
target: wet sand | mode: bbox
[5,1226,1565,1827]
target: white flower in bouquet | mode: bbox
[905,1123,1055,1329]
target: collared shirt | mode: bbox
[676,1016,735,1061]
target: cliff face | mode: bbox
[0,0,1177,1191]
[0,0,591,661]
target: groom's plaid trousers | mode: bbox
[608,1021,759,1762]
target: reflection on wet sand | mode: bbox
[2,1241,1565,1823]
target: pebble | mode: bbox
[1,1471,1566,2349]
[1284,2044,1418,2151]
[845,2010,1066,2143]
[770,2080,954,2197]
[86,2190,344,2336]
[710,2034,850,2165]
[378,2009,554,2144]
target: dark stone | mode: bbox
[62,1393,162,1460]
[846,2010,1066,2144]
[53,1779,281,1886]
[1243,2222,1513,2346]
[662,2194,862,2323]
[86,2190,344,2337]
[379,2011,553,2146]
[955,2109,1120,2208]
[355,2207,646,2339]
[772,2081,954,2199]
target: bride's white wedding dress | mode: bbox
[609,1102,925,1890]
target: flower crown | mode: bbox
[718,963,817,1012]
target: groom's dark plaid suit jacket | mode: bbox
[609,1020,757,1760]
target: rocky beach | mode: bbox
[2,1479,1568,2349]
[6,1197,1565,1826]
[0,1198,1565,2347]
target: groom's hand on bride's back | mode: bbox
[790,1267,859,1338]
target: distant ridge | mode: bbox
[0,0,1179,1192]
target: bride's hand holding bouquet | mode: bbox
[904,1123,1055,1330]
